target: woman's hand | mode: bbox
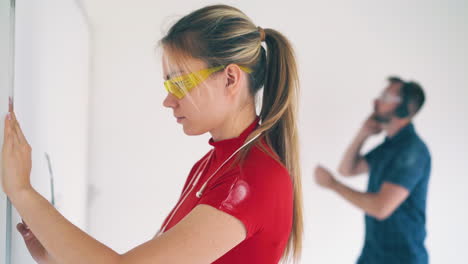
[17,220,54,264]
[1,97,33,197]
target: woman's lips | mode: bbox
[176,117,185,123]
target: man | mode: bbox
[315,77,431,264]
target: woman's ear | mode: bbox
[224,64,242,96]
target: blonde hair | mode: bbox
[160,5,303,262]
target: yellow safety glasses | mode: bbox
[164,65,253,99]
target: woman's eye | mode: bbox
[173,81,186,89]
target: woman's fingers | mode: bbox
[17,223,33,239]
[15,116,28,147]
[5,97,28,148]
[9,97,13,112]
[17,223,25,233]
[22,219,29,229]
[4,110,23,148]
[9,113,20,147]
[17,223,28,235]
[4,113,10,143]
[10,111,26,145]
[6,97,18,144]
[4,113,14,150]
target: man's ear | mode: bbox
[224,64,242,96]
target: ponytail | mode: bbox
[245,28,303,263]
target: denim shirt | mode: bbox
[357,124,431,264]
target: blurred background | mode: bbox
[1,0,467,263]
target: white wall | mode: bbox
[7,0,90,263]
[0,0,15,262]
[82,0,468,263]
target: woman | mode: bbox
[1,4,303,264]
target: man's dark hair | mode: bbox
[388,76,426,117]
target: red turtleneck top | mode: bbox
[160,118,293,263]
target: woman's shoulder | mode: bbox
[238,141,291,187]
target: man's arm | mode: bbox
[331,181,409,220]
[337,131,370,176]
[338,115,382,176]
[315,166,409,220]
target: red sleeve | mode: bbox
[198,160,292,238]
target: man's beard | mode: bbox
[373,109,395,124]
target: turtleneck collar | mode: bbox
[208,117,260,163]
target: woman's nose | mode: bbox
[163,93,178,109]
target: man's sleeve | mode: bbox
[384,146,430,192]
[364,145,381,168]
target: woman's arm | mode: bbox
[121,204,246,264]
[10,188,120,264]
[11,188,245,264]
[3,108,246,264]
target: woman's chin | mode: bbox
[182,125,206,136]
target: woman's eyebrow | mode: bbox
[165,70,184,80]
